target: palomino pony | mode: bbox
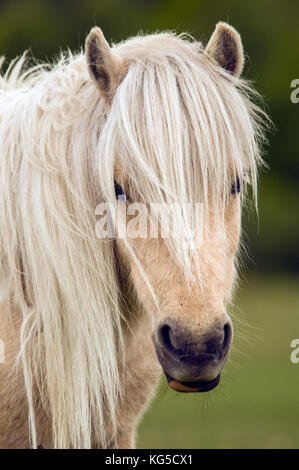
[0,23,266,448]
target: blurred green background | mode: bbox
[0,0,297,449]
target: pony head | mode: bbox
[0,23,267,449]
[86,23,265,393]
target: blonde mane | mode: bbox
[0,31,267,448]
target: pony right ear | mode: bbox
[205,22,244,76]
[85,27,122,96]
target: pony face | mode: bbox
[114,189,240,393]
[87,23,264,393]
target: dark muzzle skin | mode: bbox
[152,318,233,392]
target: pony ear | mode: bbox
[205,22,244,76]
[85,27,122,96]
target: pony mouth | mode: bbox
[164,372,221,393]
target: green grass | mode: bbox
[137,274,299,448]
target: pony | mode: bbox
[0,22,267,448]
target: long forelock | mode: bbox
[101,33,267,277]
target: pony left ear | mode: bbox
[85,27,122,96]
[205,22,244,76]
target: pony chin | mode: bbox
[165,373,221,393]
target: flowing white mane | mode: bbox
[0,31,267,448]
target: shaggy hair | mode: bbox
[0,31,267,448]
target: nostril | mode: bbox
[158,324,174,352]
[158,323,185,355]
[222,322,232,356]
[205,322,232,357]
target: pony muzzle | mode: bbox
[153,319,233,393]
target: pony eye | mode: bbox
[231,176,241,195]
[114,179,127,199]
